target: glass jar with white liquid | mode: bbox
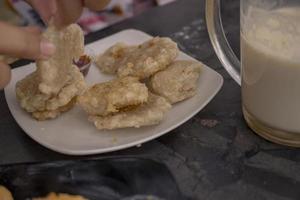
[206,0,300,147]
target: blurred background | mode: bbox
[0,0,177,34]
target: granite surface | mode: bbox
[0,0,300,199]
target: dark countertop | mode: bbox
[0,0,300,199]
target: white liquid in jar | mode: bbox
[241,7,300,133]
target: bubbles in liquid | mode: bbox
[241,7,300,132]
[243,7,300,62]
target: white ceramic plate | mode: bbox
[4,29,223,155]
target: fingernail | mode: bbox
[40,39,56,59]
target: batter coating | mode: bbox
[95,37,179,79]
[117,37,179,79]
[16,65,85,120]
[0,186,13,200]
[33,192,87,200]
[37,24,84,95]
[149,60,202,104]
[31,97,77,121]
[15,24,86,120]
[95,42,136,74]
[78,76,148,116]
[16,71,51,113]
[89,93,171,130]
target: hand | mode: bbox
[0,22,55,89]
[26,0,111,28]
[0,0,111,89]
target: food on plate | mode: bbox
[15,24,86,120]
[32,192,88,200]
[31,97,77,121]
[0,186,13,200]
[95,37,179,79]
[149,60,202,104]
[95,42,136,74]
[15,28,203,129]
[89,93,171,130]
[78,76,148,116]
[16,66,85,111]
[16,72,52,113]
[117,37,178,79]
[37,24,84,95]
[16,65,85,121]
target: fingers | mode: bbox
[84,0,111,11]
[53,0,83,28]
[0,61,11,89]
[21,26,42,34]
[27,0,111,28]
[25,0,56,24]
[53,0,111,28]
[0,22,55,60]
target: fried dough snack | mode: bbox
[16,24,86,120]
[31,97,77,121]
[117,37,178,79]
[149,60,202,104]
[78,76,148,116]
[95,42,136,74]
[37,24,84,95]
[16,66,85,121]
[33,192,88,200]
[16,66,85,111]
[95,37,178,79]
[16,72,51,113]
[89,93,171,130]
[0,186,13,200]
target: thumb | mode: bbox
[0,61,11,89]
[84,0,111,11]
[25,0,57,25]
[0,22,55,60]
[54,0,83,28]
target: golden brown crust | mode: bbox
[15,24,86,120]
[33,192,88,200]
[78,76,148,116]
[95,37,179,79]
[16,71,50,113]
[117,37,179,79]
[37,24,84,95]
[95,42,136,74]
[0,186,13,200]
[89,93,171,130]
[32,97,77,121]
[149,60,202,104]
